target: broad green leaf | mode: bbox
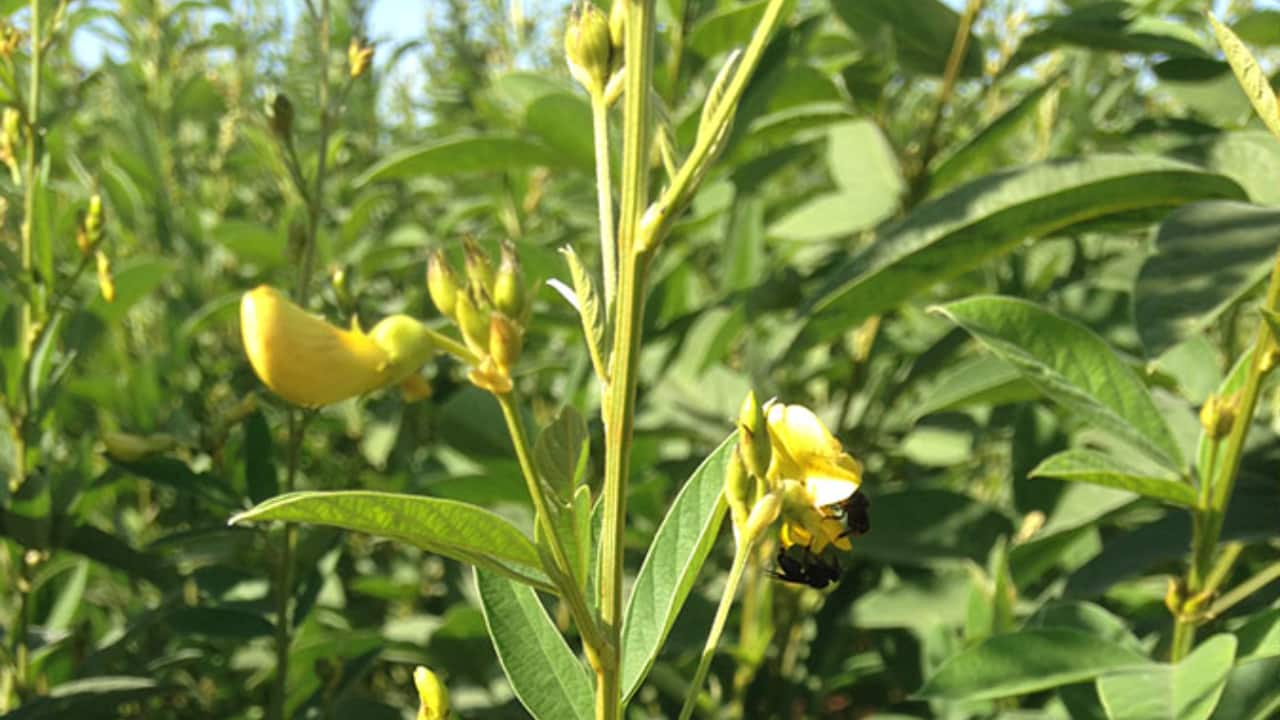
[525,93,594,173]
[936,296,1183,469]
[231,491,553,592]
[830,0,983,78]
[475,569,593,720]
[533,406,589,503]
[1010,5,1207,70]
[211,220,284,267]
[1135,201,1280,358]
[1096,634,1236,720]
[620,435,734,703]
[1031,449,1195,508]
[1211,656,1280,720]
[688,0,795,59]
[1232,10,1280,47]
[802,155,1245,345]
[1027,601,1146,655]
[1234,608,1280,662]
[930,76,1061,192]
[0,677,166,720]
[908,355,1039,420]
[355,135,565,186]
[1209,13,1280,141]
[917,629,1148,701]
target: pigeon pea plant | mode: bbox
[231,2,868,718]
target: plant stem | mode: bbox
[912,0,982,200]
[1207,560,1280,620]
[270,411,305,720]
[495,392,607,656]
[591,94,616,312]
[677,541,752,720]
[298,0,332,302]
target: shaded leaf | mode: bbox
[475,569,593,720]
[1096,634,1235,720]
[1211,655,1280,720]
[1031,449,1195,507]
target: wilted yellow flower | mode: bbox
[764,403,862,552]
[414,666,448,720]
[240,286,437,407]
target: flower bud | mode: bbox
[96,250,115,303]
[1199,392,1238,441]
[608,0,625,71]
[330,265,352,309]
[743,492,781,544]
[103,431,177,462]
[426,249,461,319]
[79,194,104,255]
[267,92,294,140]
[724,447,752,535]
[462,237,495,297]
[565,2,613,96]
[493,242,527,321]
[347,37,374,79]
[737,391,770,480]
[468,355,514,396]
[489,312,523,371]
[454,288,490,355]
[414,667,449,720]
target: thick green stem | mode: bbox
[677,541,752,720]
[591,95,616,311]
[496,393,607,657]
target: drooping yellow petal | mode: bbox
[414,666,449,720]
[240,285,390,407]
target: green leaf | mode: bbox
[231,491,553,592]
[525,93,594,173]
[243,411,277,504]
[1234,608,1280,662]
[936,296,1183,469]
[1011,5,1207,69]
[211,220,284,267]
[355,135,565,186]
[1261,307,1280,339]
[1210,13,1280,141]
[1211,656,1280,720]
[620,435,734,703]
[688,0,795,59]
[801,155,1245,345]
[1031,449,1196,508]
[830,0,983,77]
[1096,634,1236,720]
[0,677,167,720]
[909,355,1039,420]
[917,629,1148,701]
[475,569,593,720]
[532,406,589,503]
[1135,201,1280,358]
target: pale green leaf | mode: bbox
[1031,449,1196,507]
[1096,634,1235,720]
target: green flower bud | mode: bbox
[493,241,527,321]
[427,249,461,319]
[367,315,437,379]
[565,2,613,96]
[489,312,523,371]
[737,390,771,479]
[724,447,752,535]
[267,92,294,140]
[463,237,495,298]
[743,492,781,544]
[455,288,490,355]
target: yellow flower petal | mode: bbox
[414,666,449,720]
[240,285,390,407]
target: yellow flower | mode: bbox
[414,666,449,720]
[764,403,862,552]
[241,286,436,407]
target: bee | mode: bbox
[771,544,841,589]
[830,489,870,538]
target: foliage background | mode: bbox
[2,0,1280,718]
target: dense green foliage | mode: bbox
[3,0,1280,718]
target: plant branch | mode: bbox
[591,94,616,312]
[1207,560,1280,620]
[677,539,752,720]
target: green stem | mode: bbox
[591,94,616,312]
[1170,617,1195,662]
[677,540,752,720]
[1207,560,1280,620]
[495,393,607,657]
[913,0,982,196]
[298,0,332,301]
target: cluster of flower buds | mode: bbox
[564,1,624,102]
[725,390,776,543]
[347,37,374,79]
[427,240,531,395]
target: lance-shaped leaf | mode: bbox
[231,491,553,592]
[800,155,1245,346]
[1096,634,1236,720]
[620,435,734,703]
[355,135,566,186]
[1210,13,1280,140]
[935,296,1182,469]
[475,569,593,720]
[1031,449,1196,508]
[917,628,1149,701]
